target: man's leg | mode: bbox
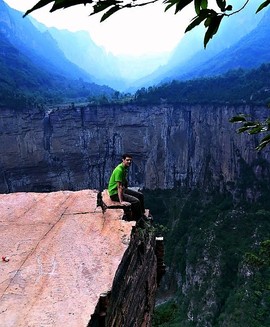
[110,192,142,220]
[122,192,143,220]
[124,188,145,212]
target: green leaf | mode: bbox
[100,5,121,22]
[201,0,208,10]
[194,0,207,14]
[164,0,179,12]
[256,0,270,13]
[243,122,258,128]
[249,126,263,134]
[216,0,226,11]
[23,0,54,17]
[256,135,270,150]
[90,0,118,15]
[52,0,93,11]
[195,0,201,15]
[260,134,270,143]
[225,4,232,11]
[185,10,210,33]
[185,15,206,33]
[229,116,247,123]
[204,16,211,27]
[204,14,223,47]
[237,126,251,133]
[24,0,95,16]
[175,0,193,14]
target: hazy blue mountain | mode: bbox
[168,0,264,72]
[0,29,114,109]
[47,27,168,89]
[176,7,270,80]
[49,28,125,88]
[29,19,122,88]
[130,0,265,89]
[0,0,93,82]
[48,26,164,91]
[1,0,169,92]
[0,32,54,89]
[2,0,268,94]
[0,0,115,108]
[31,18,170,91]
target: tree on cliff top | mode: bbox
[24,0,269,48]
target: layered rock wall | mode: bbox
[89,226,159,327]
[0,104,269,193]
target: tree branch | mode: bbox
[225,0,250,17]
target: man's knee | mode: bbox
[130,197,140,205]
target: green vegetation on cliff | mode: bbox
[134,64,270,106]
[145,186,270,326]
[0,35,114,109]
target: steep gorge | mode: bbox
[148,187,270,327]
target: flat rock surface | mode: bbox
[0,190,135,327]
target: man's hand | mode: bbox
[120,201,131,206]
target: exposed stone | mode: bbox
[0,190,159,327]
[89,225,159,327]
[0,104,269,194]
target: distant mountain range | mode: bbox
[173,6,270,81]
[31,19,169,91]
[0,0,115,108]
[129,0,268,89]
[0,0,94,82]
[1,0,270,101]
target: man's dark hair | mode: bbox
[122,153,133,160]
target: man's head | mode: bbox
[122,153,132,167]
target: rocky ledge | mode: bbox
[0,190,162,327]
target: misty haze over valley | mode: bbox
[0,0,268,93]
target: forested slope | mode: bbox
[145,188,270,327]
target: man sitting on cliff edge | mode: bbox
[108,153,145,220]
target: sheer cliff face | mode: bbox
[0,104,269,193]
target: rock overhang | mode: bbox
[0,190,136,327]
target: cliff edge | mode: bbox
[0,190,160,326]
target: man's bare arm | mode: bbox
[117,182,130,206]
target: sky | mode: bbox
[4,0,195,56]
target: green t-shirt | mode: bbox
[108,163,127,196]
